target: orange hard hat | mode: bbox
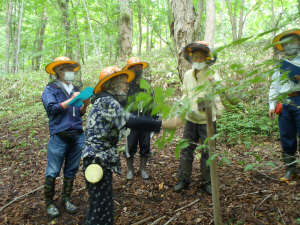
[184,41,210,56]
[94,66,135,94]
[122,57,148,70]
[273,29,300,51]
[45,56,80,75]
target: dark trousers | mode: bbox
[124,128,151,158]
[279,96,300,155]
[83,158,113,225]
[177,120,216,184]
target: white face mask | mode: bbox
[192,62,207,70]
[283,43,299,55]
[64,71,75,83]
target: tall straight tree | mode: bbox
[170,0,195,82]
[5,0,13,74]
[192,0,204,42]
[82,0,103,68]
[204,0,216,47]
[13,0,25,74]
[35,8,47,70]
[138,2,142,56]
[119,0,133,60]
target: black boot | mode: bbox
[126,157,134,180]
[44,178,60,218]
[140,157,149,180]
[61,177,78,214]
[203,183,212,196]
[280,153,298,182]
[174,181,189,192]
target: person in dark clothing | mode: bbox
[122,57,154,180]
[82,66,182,225]
[42,56,91,218]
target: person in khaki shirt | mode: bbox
[174,41,223,195]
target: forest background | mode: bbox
[1,0,300,224]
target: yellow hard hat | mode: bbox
[45,56,80,75]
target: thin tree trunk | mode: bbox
[10,0,17,74]
[36,8,47,70]
[225,0,237,41]
[204,0,216,47]
[14,0,24,74]
[5,0,13,74]
[146,19,150,52]
[82,0,103,68]
[170,0,195,82]
[138,3,142,56]
[218,0,227,45]
[32,28,39,70]
[237,0,245,40]
[71,0,80,63]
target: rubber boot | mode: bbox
[61,177,78,214]
[126,157,134,180]
[280,153,298,182]
[140,157,149,180]
[174,181,189,192]
[44,178,60,218]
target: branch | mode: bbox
[143,14,169,45]
[131,216,154,225]
[0,186,44,212]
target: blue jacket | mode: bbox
[41,81,84,136]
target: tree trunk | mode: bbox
[146,19,150,52]
[10,1,17,74]
[82,0,103,68]
[218,0,227,45]
[71,0,81,63]
[56,0,73,58]
[5,0,13,74]
[119,0,133,61]
[32,28,39,70]
[192,0,204,42]
[225,0,237,41]
[13,0,24,74]
[204,0,216,47]
[170,0,195,82]
[35,8,47,70]
[237,0,245,40]
[138,3,142,56]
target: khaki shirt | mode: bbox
[182,67,224,124]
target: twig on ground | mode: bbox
[164,216,175,225]
[131,216,154,225]
[114,200,120,206]
[255,170,280,181]
[236,190,273,197]
[277,207,286,225]
[0,185,44,212]
[258,194,272,208]
[174,198,200,213]
[150,215,167,225]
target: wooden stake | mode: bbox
[205,97,222,225]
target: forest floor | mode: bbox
[0,115,300,225]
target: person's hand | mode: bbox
[295,75,300,82]
[208,76,215,82]
[268,109,275,120]
[82,98,91,107]
[161,117,184,129]
[71,92,80,99]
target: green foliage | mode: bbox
[217,104,279,145]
